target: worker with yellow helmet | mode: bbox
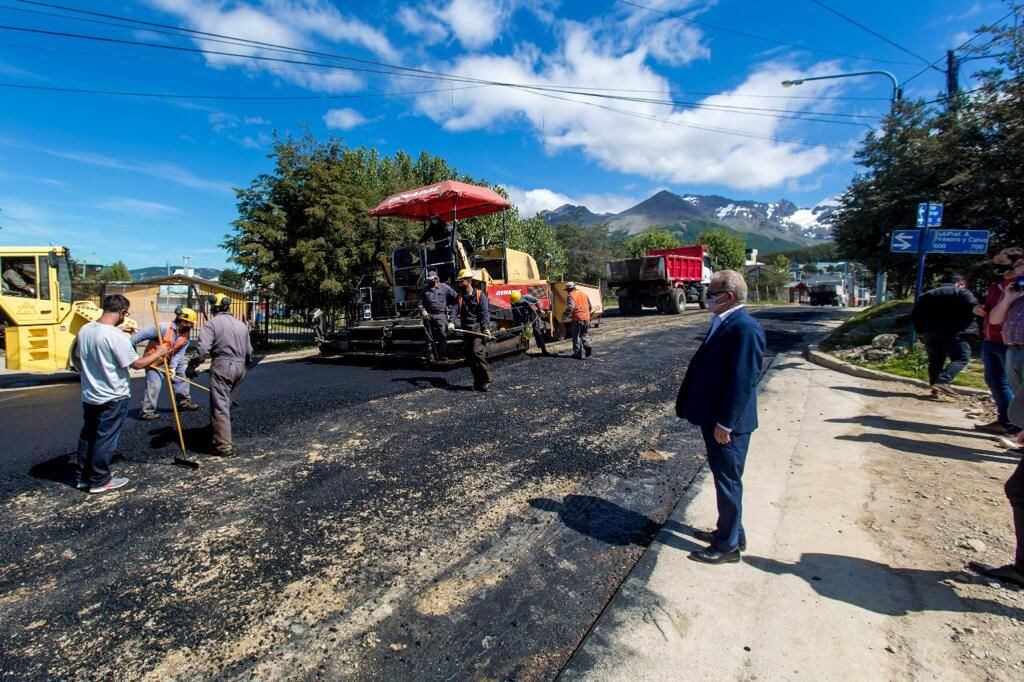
[187,293,253,456]
[130,305,201,420]
[454,268,493,391]
[509,290,550,356]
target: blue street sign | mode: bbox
[890,230,921,253]
[925,229,990,254]
[917,202,944,227]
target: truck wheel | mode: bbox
[666,289,685,314]
[697,290,707,310]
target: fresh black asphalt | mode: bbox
[0,307,849,680]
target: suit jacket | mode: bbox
[675,306,766,433]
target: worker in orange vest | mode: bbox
[130,306,200,420]
[562,282,593,360]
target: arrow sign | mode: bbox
[925,229,989,254]
[890,230,921,253]
[917,201,944,227]
[916,203,927,228]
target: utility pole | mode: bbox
[946,50,960,98]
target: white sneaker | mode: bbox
[89,477,130,494]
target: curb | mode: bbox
[804,344,989,397]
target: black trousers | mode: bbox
[918,332,971,385]
[465,336,492,388]
[531,317,547,353]
[1006,459,1024,570]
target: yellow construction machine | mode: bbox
[0,246,135,372]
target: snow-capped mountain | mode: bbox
[541,190,838,242]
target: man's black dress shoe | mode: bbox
[688,547,741,564]
[692,529,746,552]
[969,561,1024,587]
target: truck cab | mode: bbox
[0,246,80,371]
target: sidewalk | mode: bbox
[563,353,1024,680]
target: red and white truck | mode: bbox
[605,245,713,315]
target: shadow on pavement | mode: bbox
[146,424,218,455]
[746,553,1024,619]
[391,377,475,391]
[827,415,997,440]
[832,385,931,400]
[834,432,1019,464]
[530,495,660,547]
[28,453,80,489]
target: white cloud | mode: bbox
[415,25,842,190]
[504,185,638,217]
[244,116,271,125]
[437,0,505,50]
[641,19,709,66]
[323,107,368,130]
[97,197,183,217]
[396,6,448,44]
[146,0,397,92]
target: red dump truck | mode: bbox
[605,245,713,315]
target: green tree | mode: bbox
[218,268,245,291]
[801,263,820,275]
[697,228,745,270]
[622,228,681,257]
[96,261,131,283]
[551,223,616,283]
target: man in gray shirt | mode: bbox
[76,295,168,494]
[187,294,253,456]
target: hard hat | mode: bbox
[210,293,231,310]
[565,281,577,290]
[176,307,198,324]
[456,268,475,280]
[509,291,522,303]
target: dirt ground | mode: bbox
[865,390,1024,678]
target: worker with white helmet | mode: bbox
[510,290,550,356]
[130,306,200,420]
[562,282,593,360]
[187,294,252,456]
[455,268,493,391]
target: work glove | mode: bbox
[421,310,429,320]
[185,357,200,378]
[485,329,494,341]
[447,322,455,333]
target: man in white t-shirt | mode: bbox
[75,294,169,494]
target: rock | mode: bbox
[961,539,987,553]
[871,334,898,349]
[61,549,77,561]
[971,649,987,659]
[963,626,977,634]
[864,349,894,362]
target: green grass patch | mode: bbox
[820,300,913,350]
[848,346,987,389]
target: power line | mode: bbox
[0,81,491,100]
[617,0,921,66]
[0,24,882,126]
[902,7,1019,87]
[808,0,935,67]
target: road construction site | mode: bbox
[0,306,849,680]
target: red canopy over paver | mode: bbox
[369,180,510,222]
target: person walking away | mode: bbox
[510,290,550,356]
[455,268,492,392]
[130,306,200,420]
[562,282,592,360]
[973,248,1023,434]
[186,294,252,456]
[75,294,169,493]
[911,274,979,397]
[418,270,457,360]
[676,270,766,564]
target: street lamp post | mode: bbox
[782,70,903,307]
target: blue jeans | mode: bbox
[982,341,1014,426]
[701,426,751,552]
[76,398,128,488]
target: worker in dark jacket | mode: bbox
[187,294,252,456]
[562,282,593,359]
[418,270,457,359]
[911,275,979,396]
[455,268,492,392]
[510,290,549,356]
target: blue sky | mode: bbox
[0,0,1009,269]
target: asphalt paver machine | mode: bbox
[320,180,551,364]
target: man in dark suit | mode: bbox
[676,270,766,564]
